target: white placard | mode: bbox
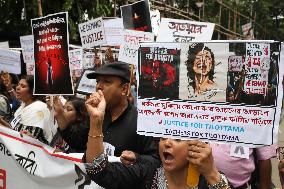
[103,18,124,46]
[0,49,21,74]
[69,48,83,70]
[20,35,34,64]
[76,70,97,94]
[78,17,106,48]
[156,18,215,42]
[118,30,154,65]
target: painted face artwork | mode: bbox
[193,50,213,76]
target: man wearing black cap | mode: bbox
[53,61,160,188]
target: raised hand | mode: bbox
[85,90,106,119]
[187,140,220,184]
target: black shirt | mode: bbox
[59,103,160,188]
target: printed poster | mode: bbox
[121,0,152,32]
[156,18,215,42]
[137,41,283,147]
[31,12,73,95]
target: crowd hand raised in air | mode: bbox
[85,90,106,121]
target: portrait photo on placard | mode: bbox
[179,43,229,102]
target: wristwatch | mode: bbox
[208,173,230,189]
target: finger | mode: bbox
[188,140,207,148]
[188,145,202,153]
[187,150,201,160]
[98,90,104,99]
[187,140,199,146]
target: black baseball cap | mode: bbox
[87,61,130,82]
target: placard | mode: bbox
[137,41,283,147]
[31,12,73,95]
[156,18,215,42]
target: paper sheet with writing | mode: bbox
[156,18,215,42]
[137,42,284,147]
[118,29,154,65]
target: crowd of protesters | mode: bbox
[0,60,283,189]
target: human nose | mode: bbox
[96,81,103,91]
[163,138,173,148]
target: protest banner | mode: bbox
[78,17,106,48]
[156,18,215,42]
[69,48,83,70]
[0,126,123,189]
[121,0,152,32]
[31,12,73,95]
[0,49,21,74]
[0,41,9,49]
[118,29,154,65]
[103,18,124,46]
[76,69,97,95]
[20,35,34,64]
[137,41,284,147]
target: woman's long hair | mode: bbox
[67,97,88,124]
[185,43,215,90]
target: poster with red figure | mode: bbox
[139,46,180,99]
[31,12,73,95]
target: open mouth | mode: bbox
[163,151,174,163]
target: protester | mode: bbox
[53,61,160,164]
[211,143,276,189]
[83,89,231,189]
[50,97,88,153]
[0,71,21,112]
[0,75,55,144]
[0,79,12,121]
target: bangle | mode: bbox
[8,89,14,93]
[88,133,103,138]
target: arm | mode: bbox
[84,90,105,162]
[52,96,89,150]
[188,140,230,189]
[258,159,272,189]
[83,91,157,188]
